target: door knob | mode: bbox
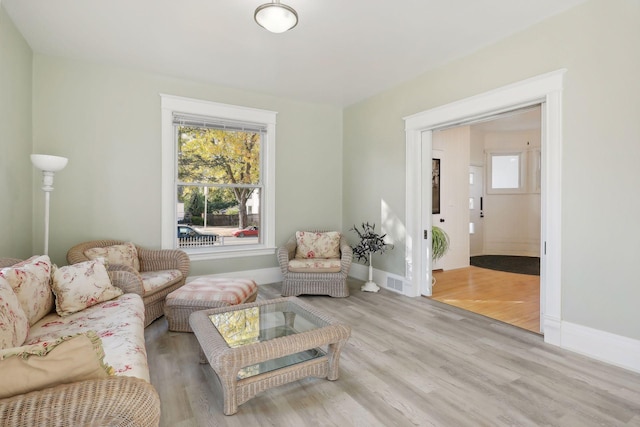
[440,218,445,223]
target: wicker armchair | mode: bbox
[67,239,190,327]
[277,230,352,297]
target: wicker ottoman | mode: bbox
[165,277,258,332]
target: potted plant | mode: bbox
[431,225,450,285]
[351,222,393,292]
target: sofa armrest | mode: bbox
[277,236,297,274]
[339,238,353,275]
[107,265,145,295]
[284,236,297,259]
[0,376,160,427]
[0,258,21,269]
[137,247,190,278]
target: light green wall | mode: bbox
[31,56,343,272]
[343,0,640,340]
[5,0,640,341]
[0,5,32,259]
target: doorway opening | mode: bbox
[403,69,565,344]
[428,106,542,333]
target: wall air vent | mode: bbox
[386,275,405,293]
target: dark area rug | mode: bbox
[470,255,540,276]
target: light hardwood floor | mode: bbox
[431,266,540,333]
[145,279,640,426]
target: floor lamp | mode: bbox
[31,154,68,256]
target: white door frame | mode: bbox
[404,69,565,345]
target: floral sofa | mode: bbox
[0,256,160,426]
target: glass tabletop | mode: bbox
[208,300,330,379]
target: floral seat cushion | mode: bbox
[288,258,342,273]
[140,269,183,294]
[25,293,150,382]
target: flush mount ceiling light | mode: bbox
[254,0,298,34]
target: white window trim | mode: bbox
[160,94,277,260]
[486,150,526,194]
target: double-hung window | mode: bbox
[161,95,276,259]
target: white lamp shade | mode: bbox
[31,154,68,172]
[255,3,298,33]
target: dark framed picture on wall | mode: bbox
[432,158,440,214]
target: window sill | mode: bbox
[183,246,277,261]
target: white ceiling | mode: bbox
[3,0,586,107]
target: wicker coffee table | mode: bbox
[189,296,351,415]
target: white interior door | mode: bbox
[431,127,471,271]
[431,149,445,271]
[469,165,484,256]
[420,133,435,296]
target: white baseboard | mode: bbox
[559,321,640,374]
[359,267,640,374]
[542,314,562,346]
[187,267,283,286]
[349,264,409,294]
[349,263,368,281]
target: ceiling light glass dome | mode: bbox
[254,1,298,34]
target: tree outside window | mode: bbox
[177,127,261,231]
[161,94,276,259]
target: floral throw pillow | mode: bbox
[295,231,341,259]
[83,242,140,272]
[0,276,30,350]
[0,255,54,326]
[51,259,123,316]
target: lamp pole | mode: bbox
[31,154,68,256]
[41,171,54,255]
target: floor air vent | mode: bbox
[386,276,404,293]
